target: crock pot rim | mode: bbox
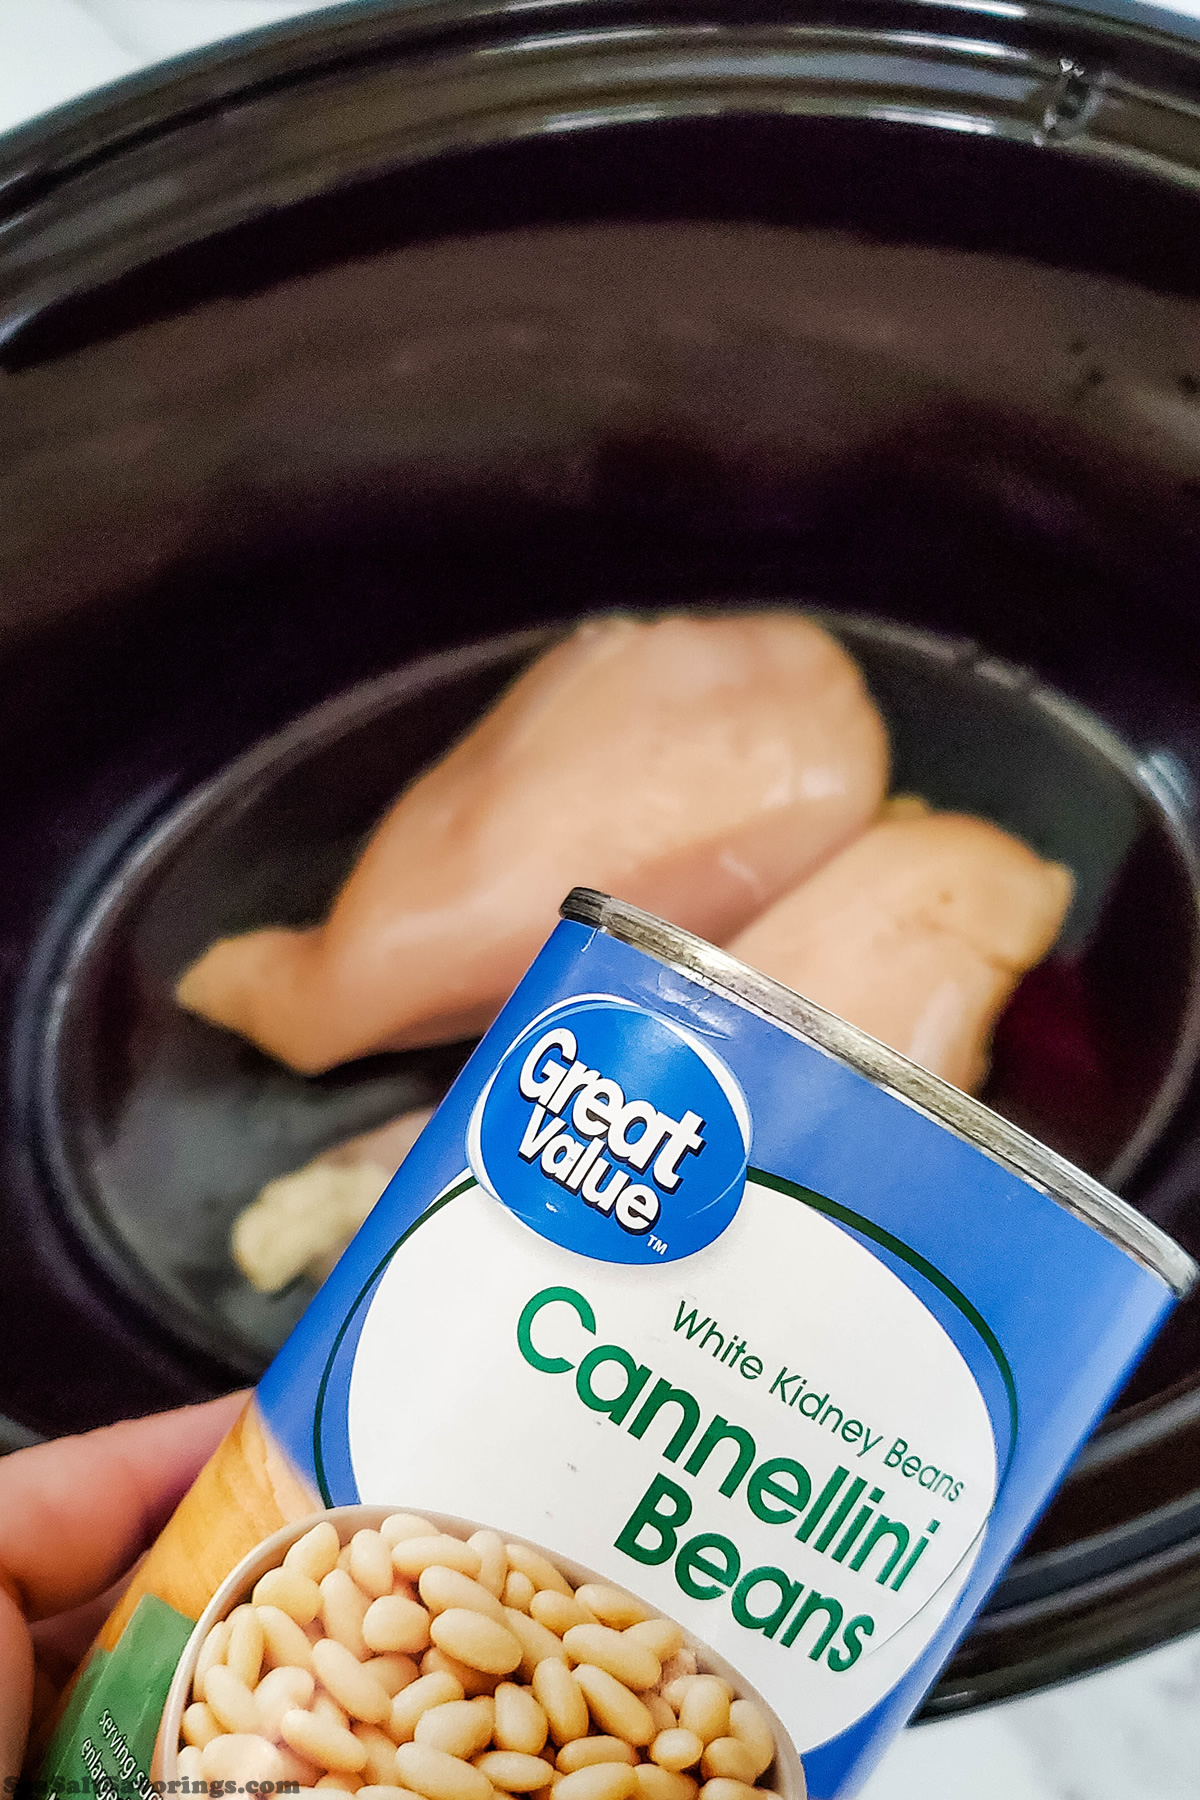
[4,0,1200,1716]
[4,0,1200,218]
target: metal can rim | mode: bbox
[560,886,1198,1299]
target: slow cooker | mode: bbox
[4,0,1200,1720]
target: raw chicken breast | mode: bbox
[727,810,1074,1092]
[234,1107,435,1291]
[177,612,888,1070]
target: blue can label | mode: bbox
[248,917,1177,1793]
[93,910,1170,1800]
[340,1176,997,1760]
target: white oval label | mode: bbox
[347,1177,996,1752]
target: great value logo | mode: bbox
[467,994,751,1264]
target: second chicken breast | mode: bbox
[727,809,1074,1092]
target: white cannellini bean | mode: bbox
[322,1567,372,1659]
[253,1566,323,1626]
[227,1608,265,1689]
[177,1748,205,1783]
[316,1779,361,1795]
[351,1529,397,1599]
[200,1734,285,1785]
[278,1746,324,1787]
[561,1625,660,1692]
[467,1530,508,1599]
[392,1537,483,1580]
[634,1768,699,1800]
[556,1739,638,1773]
[700,1743,758,1785]
[280,1706,369,1773]
[678,1680,730,1747]
[390,1671,466,1742]
[203,1665,261,1736]
[650,1732,704,1773]
[572,1665,655,1747]
[354,1723,405,1786]
[472,1753,555,1791]
[313,1636,392,1724]
[255,1665,316,1737]
[414,1699,494,1759]
[572,1586,653,1629]
[419,1566,509,1626]
[274,1747,324,1785]
[285,1520,342,1584]
[554,1765,639,1800]
[380,1513,438,1545]
[258,1603,316,1673]
[364,1594,432,1655]
[624,1620,683,1662]
[421,1646,500,1696]
[492,1682,548,1755]
[394,1741,495,1800]
[529,1592,596,1636]
[699,1782,774,1800]
[367,1651,421,1695]
[503,1608,569,1681]
[726,1702,775,1780]
[503,1545,573,1598]
[194,1617,232,1703]
[315,1691,352,1731]
[643,1694,677,1735]
[182,1702,221,1750]
[531,1659,588,1745]
[429,1608,522,1675]
[503,1571,536,1612]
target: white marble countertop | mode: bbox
[2,2,1200,1794]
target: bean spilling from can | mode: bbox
[180,1511,791,1800]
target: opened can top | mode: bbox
[561,886,1197,1299]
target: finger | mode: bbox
[0,1595,32,1789]
[1,1393,246,1782]
[31,1572,134,1698]
[0,1390,246,1623]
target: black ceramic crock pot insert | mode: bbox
[5,0,1200,1713]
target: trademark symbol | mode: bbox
[648,1234,668,1255]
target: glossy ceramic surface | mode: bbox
[6,0,1200,1714]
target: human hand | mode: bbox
[0,1391,247,1785]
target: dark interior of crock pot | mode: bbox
[5,0,1200,1707]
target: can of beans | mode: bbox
[40,888,1195,1800]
